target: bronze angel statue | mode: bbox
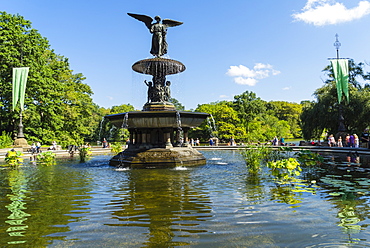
[128,13,183,57]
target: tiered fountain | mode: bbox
[105,13,209,168]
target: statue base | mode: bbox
[13,138,30,148]
[143,102,176,111]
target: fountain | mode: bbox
[105,13,209,168]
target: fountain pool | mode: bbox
[1,150,370,247]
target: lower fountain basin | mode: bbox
[105,111,209,129]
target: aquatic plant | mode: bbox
[36,151,56,166]
[267,158,302,181]
[110,142,123,154]
[79,147,92,162]
[240,146,270,174]
[4,150,24,167]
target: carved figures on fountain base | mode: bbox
[144,78,172,104]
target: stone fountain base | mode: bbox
[143,101,176,111]
[109,146,206,168]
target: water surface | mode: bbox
[1,150,370,247]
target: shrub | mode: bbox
[4,149,24,167]
[36,151,56,166]
[0,131,13,148]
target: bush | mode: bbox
[0,131,13,148]
[36,151,56,166]
[110,142,123,154]
[79,147,92,162]
[4,149,24,167]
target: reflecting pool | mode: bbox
[1,150,370,247]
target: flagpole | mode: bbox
[333,34,346,133]
[17,112,25,138]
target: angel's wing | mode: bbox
[127,13,153,29]
[162,19,183,27]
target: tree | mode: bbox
[233,91,266,142]
[169,98,185,111]
[191,101,245,141]
[0,12,96,147]
[266,101,302,138]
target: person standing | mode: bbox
[349,134,355,147]
[273,136,278,146]
[102,138,107,148]
[52,141,57,150]
[345,134,350,147]
[338,136,343,147]
[354,134,359,148]
[328,134,336,147]
[36,141,41,153]
[361,129,369,148]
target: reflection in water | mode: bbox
[107,169,213,247]
[5,169,30,245]
[0,163,93,247]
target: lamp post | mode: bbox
[333,34,346,133]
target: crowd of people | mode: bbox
[272,136,285,146]
[327,133,362,147]
[29,141,42,154]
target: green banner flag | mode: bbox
[12,67,29,111]
[330,59,349,104]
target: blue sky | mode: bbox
[2,0,370,110]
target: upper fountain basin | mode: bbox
[132,58,186,76]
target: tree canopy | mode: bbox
[0,12,97,147]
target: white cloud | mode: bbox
[226,63,280,86]
[107,96,113,100]
[282,87,291,90]
[219,95,229,98]
[293,0,370,26]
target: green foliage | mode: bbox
[192,91,303,144]
[0,12,98,146]
[36,151,56,166]
[110,142,123,154]
[169,98,185,111]
[233,91,266,142]
[240,146,267,174]
[239,146,281,174]
[267,158,302,181]
[98,104,134,144]
[192,101,245,141]
[241,147,321,183]
[266,101,302,138]
[0,131,13,148]
[4,150,24,167]
[79,147,92,162]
